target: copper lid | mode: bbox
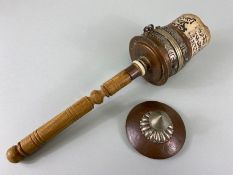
[126,101,186,159]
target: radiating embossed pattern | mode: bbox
[140,111,174,143]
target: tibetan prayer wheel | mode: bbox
[6,14,211,163]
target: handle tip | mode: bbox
[6,145,24,163]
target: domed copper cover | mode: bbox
[126,101,186,159]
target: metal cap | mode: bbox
[126,101,186,159]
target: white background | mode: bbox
[0,0,232,174]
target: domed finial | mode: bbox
[6,145,25,163]
[140,111,174,143]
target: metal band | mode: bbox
[155,27,184,71]
[149,31,179,75]
[161,25,190,63]
[133,60,146,76]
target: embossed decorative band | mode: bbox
[144,28,179,76]
[161,25,190,63]
[140,111,174,143]
[154,27,185,71]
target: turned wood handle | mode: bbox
[6,64,142,163]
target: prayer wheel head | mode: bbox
[129,14,211,85]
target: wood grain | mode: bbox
[6,64,142,163]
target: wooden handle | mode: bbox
[6,64,142,163]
